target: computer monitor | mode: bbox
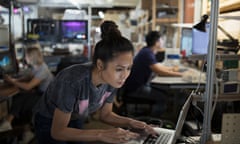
[180,28,192,57]
[60,20,88,43]
[0,51,18,77]
[15,43,25,60]
[27,19,58,43]
[192,23,210,55]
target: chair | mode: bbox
[116,86,155,116]
[56,55,89,74]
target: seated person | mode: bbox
[122,31,185,117]
[1,46,54,131]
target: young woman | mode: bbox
[33,21,156,144]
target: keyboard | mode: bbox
[143,132,171,144]
[124,127,175,144]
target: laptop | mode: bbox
[125,94,193,144]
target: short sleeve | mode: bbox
[145,51,158,66]
[104,89,116,103]
[34,67,48,81]
[49,80,79,113]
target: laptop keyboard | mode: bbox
[143,132,171,144]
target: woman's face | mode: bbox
[100,52,133,88]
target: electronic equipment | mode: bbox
[27,19,59,43]
[125,94,193,144]
[59,20,88,43]
[221,70,239,82]
[220,82,240,94]
[14,43,25,60]
[180,28,192,57]
[0,51,18,77]
[192,23,210,55]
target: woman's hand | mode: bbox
[3,74,16,84]
[172,66,179,72]
[128,119,157,136]
[99,128,139,143]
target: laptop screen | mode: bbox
[172,94,193,143]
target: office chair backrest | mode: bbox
[56,55,89,74]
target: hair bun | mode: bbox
[100,20,121,40]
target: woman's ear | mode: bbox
[97,59,104,70]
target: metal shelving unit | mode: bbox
[198,1,240,143]
[188,54,240,61]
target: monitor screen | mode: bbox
[60,20,88,43]
[15,43,25,60]
[0,51,17,76]
[27,19,58,43]
[192,23,210,55]
[180,28,192,57]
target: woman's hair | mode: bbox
[100,20,120,39]
[25,46,44,66]
[146,31,161,47]
[92,20,134,69]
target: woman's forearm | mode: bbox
[51,127,103,142]
[100,111,133,128]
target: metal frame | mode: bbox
[200,0,219,143]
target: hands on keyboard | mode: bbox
[143,132,171,144]
[129,128,149,137]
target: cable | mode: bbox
[194,56,206,93]
[191,57,205,122]
[211,54,221,118]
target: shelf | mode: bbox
[151,0,179,29]
[156,7,178,11]
[188,54,240,61]
[155,18,178,23]
[207,0,240,13]
[219,0,240,13]
[193,94,240,102]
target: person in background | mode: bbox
[0,46,54,142]
[33,20,156,144]
[122,31,184,117]
[3,46,54,125]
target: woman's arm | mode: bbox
[4,75,41,91]
[150,63,183,77]
[99,103,156,135]
[51,108,139,143]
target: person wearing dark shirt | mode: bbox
[123,31,183,117]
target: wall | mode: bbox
[184,0,194,23]
[104,11,132,40]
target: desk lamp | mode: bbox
[193,15,209,32]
